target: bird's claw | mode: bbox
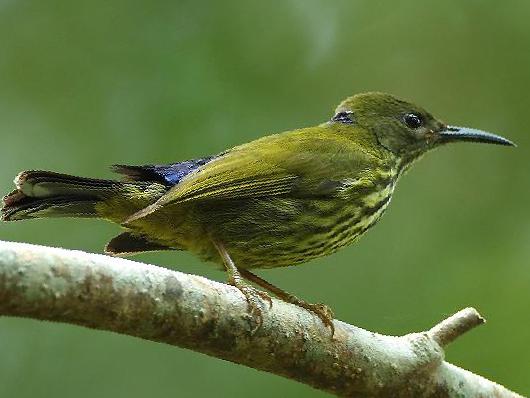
[236,284,272,334]
[300,302,335,336]
[255,289,273,309]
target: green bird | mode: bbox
[1,92,514,333]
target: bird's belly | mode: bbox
[282,187,394,266]
[189,184,395,269]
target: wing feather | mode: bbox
[124,127,383,224]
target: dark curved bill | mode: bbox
[440,126,516,146]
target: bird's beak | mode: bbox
[438,126,516,147]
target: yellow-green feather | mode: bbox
[124,122,399,269]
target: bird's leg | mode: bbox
[213,241,272,333]
[239,269,335,336]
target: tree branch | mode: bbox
[0,240,523,397]
[428,307,485,347]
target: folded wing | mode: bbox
[124,128,381,224]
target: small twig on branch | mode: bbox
[428,307,485,347]
[0,241,523,397]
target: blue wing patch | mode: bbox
[112,156,215,186]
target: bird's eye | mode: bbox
[403,113,423,129]
[332,111,354,124]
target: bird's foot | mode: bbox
[213,240,272,334]
[291,299,335,336]
[236,268,336,336]
[232,282,272,334]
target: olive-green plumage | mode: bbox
[1,92,514,331]
[121,123,397,269]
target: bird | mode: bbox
[1,92,515,334]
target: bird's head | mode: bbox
[332,92,515,170]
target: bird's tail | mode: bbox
[1,170,125,221]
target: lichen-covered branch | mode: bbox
[0,241,523,397]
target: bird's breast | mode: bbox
[246,178,397,268]
[322,179,396,252]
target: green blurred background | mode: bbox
[1,1,529,396]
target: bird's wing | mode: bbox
[124,127,381,223]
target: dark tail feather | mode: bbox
[1,170,122,221]
[105,232,174,256]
